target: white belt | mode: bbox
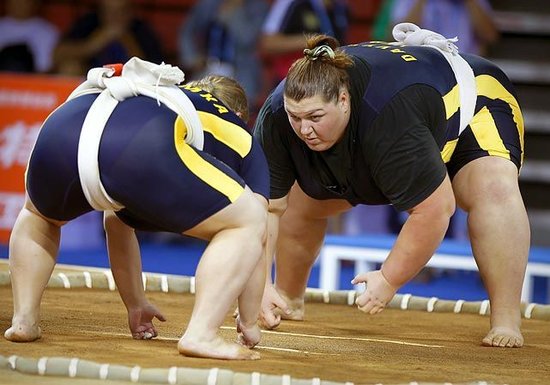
[392,23,476,135]
[429,47,476,135]
[67,57,203,212]
[76,90,123,211]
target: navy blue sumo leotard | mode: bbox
[26,86,269,233]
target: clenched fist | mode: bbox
[351,270,398,314]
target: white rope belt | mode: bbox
[77,90,123,211]
[392,22,476,135]
[66,57,203,212]
[430,47,476,135]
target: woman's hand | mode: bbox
[259,284,292,329]
[127,302,166,339]
[351,270,398,315]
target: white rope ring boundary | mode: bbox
[0,354,360,385]
[0,353,503,385]
[524,303,537,319]
[479,300,490,316]
[0,270,549,320]
[130,365,141,383]
[68,357,79,378]
[83,271,92,288]
[400,293,412,310]
[167,366,178,385]
[426,297,438,313]
[207,367,219,385]
[57,272,71,289]
[453,299,465,314]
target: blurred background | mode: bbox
[1,0,549,302]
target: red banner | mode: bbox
[0,73,81,244]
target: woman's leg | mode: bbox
[452,156,529,347]
[274,183,352,319]
[4,197,65,342]
[177,188,267,360]
[236,249,265,346]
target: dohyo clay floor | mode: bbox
[0,263,549,385]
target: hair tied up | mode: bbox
[303,45,335,61]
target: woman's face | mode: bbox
[284,91,350,151]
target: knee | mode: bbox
[479,178,520,207]
[454,157,524,210]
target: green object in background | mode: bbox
[372,0,395,41]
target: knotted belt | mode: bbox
[392,22,476,136]
[65,57,204,212]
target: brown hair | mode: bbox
[186,75,250,123]
[284,34,354,103]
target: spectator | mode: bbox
[0,0,59,73]
[260,0,349,87]
[54,0,164,76]
[178,0,269,108]
[371,0,396,41]
[390,0,499,56]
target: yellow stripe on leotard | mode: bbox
[440,74,524,164]
[441,139,458,163]
[442,84,460,120]
[469,106,510,160]
[197,111,252,158]
[173,117,244,202]
[475,74,524,162]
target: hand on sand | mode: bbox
[127,302,166,339]
[352,270,398,315]
[259,284,306,329]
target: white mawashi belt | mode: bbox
[66,57,204,212]
[392,23,476,135]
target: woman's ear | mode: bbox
[339,90,350,113]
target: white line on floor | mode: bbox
[94,331,338,355]
[220,326,444,348]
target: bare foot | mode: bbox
[236,317,261,348]
[482,326,523,348]
[178,335,260,360]
[4,323,41,342]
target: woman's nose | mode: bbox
[300,121,312,135]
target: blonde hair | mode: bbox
[186,75,250,123]
[284,34,354,103]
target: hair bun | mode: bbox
[303,45,335,61]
